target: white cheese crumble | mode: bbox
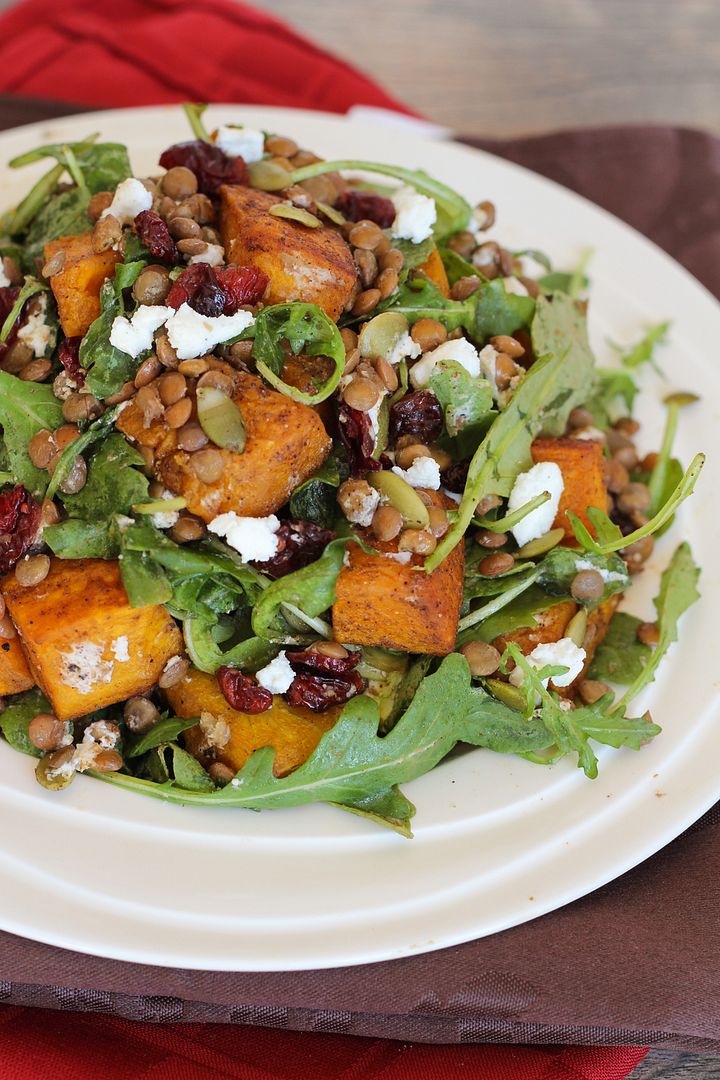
[255,651,295,695]
[478,343,500,400]
[503,276,530,297]
[17,294,51,357]
[409,337,480,389]
[208,512,281,562]
[573,426,606,442]
[150,488,180,530]
[574,557,626,584]
[189,243,225,266]
[199,710,231,748]
[48,719,119,781]
[507,462,564,547]
[391,185,437,244]
[342,485,380,528]
[384,550,412,564]
[509,637,586,690]
[215,125,265,163]
[111,636,130,662]
[0,261,10,287]
[110,304,172,358]
[392,456,441,490]
[101,177,153,224]
[58,641,114,695]
[387,330,421,367]
[165,302,255,360]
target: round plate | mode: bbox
[0,105,717,971]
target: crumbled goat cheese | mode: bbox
[85,719,120,749]
[366,398,384,442]
[199,710,231,749]
[508,461,564,547]
[48,719,119,781]
[189,243,225,266]
[409,337,480,389]
[256,651,296,695]
[391,185,437,244]
[111,636,130,662]
[165,302,255,360]
[341,485,380,528]
[503,276,530,297]
[208,512,281,562]
[573,426,606,442]
[574,557,626,584]
[509,637,586,690]
[387,330,421,367]
[101,177,153,224]
[150,488,180,530]
[58,641,114,695]
[0,261,10,287]
[441,487,462,503]
[384,550,412,564]
[392,456,441,490]
[110,304,172,359]
[17,294,51,357]
[478,343,500,400]
[215,125,265,163]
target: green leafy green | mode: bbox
[587,613,652,685]
[0,370,64,494]
[251,537,347,643]
[44,517,119,559]
[467,584,569,644]
[125,715,200,759]
[183,103,210,140]
[611,321,670,371]
[612,542,700,713]
[0,277,47,343]
[429,359,494,439]
[23,187,92,268]
[426,293,596,571]
[584,368,638,428]
[648,393,699,516]
[536,547,629,603]
[61,434,148,519]
[183,617,277,674]
[46,406,120,500]
[7,163,64,236]
[0,688,51,758]
[81,279,142,399]
[289,449,347,528]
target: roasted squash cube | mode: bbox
[166,668,341,777]
[219,185,357,320]
[0,632,34,696]
[531,436,608,542]
[492,599,578,658]
[418,247,450,297]
[1,559,184,721]
[116,368,331,522]
[44,232,121,338]
[332,492,464,655]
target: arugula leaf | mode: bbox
[125,715,199,759]
[183,103,210,141]
[45,517,119,559]
[288,159,472,239]
[426,293,596,572]
[587,612,652,685]
[466,584,569,644]
[289,449,347,528]
[61,434,148,519]
[238,302,345,404]
[74,143,131,194]
[23,188,92,268]
[611,320,670,371]
[183,616,277,674]
[612,542,700,713]
[0,370,64,495]
[252,537,347,644]
[0,687,51,758]
[7,163,64,236]
[584,368,638,429]
[648,392,699,516]
[429,359,494,439]
[0,277,47,343]
[81,279,142,399]
[46,406,119,500]
[536,547,629,603]
[332,787,415,838]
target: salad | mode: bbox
[0,104,703,836]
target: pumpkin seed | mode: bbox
[483,677,526,712]
[360,646,407,673]
[358,311,409,360]
[196,386,246,452]
[132,496,187,515]
[316,201,346,226]
[368,471,429,529]
[566,608,588,648]
[247,160,293,191]
[514,527,565,559]
[269,203,322,228]
[35,753,74,791]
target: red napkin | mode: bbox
[0,1,654,1077]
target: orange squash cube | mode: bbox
[44,232,121,338]
[531,436,608,542]
[0,632,34,696]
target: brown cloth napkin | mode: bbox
[0,98,719,1051]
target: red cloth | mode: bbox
[0,1,651,1077]
[0,1006,648,1079]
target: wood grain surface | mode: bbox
[260,0,720,136]
[630,1052,720,1078]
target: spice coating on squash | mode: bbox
[0,632,34,695]
[44,232,122,338]
[531,436,608,543]
[166,668,341,777]
[1,558,184,721]
[332,492,464,655]
[219,185,357,320]
[116,368,332,522]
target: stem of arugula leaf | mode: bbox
[457,568,539,635]
[7,162,64,235]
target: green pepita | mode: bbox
[369,471,429,529]
[132,496,187,515]
[269,203,322,228]
[566,607,588,648]
[358,311,409,360]
[663,391,700,408]
[35,753,74,791]
[515,527,565,559]
[196,386,246,452]
[316,201,346,226]
[247,159,294,191]
[483,677,526,712]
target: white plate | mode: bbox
[0,105,718,972]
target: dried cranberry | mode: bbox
[166,263,267,317]
[252,520,335,579]
[0,485,41,574]
[215,266,268,313]
[441,458,470,494]
[159,140,248,196]
[338,405,381,477]
[286,648,360,677]
[134,210,178,264]
[336,191,396,229]
[389,390,443,445]
[58,336,85,387]
[217,666,272,713]
[284,648,364,712]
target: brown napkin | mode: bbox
[0,97,719,1050]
